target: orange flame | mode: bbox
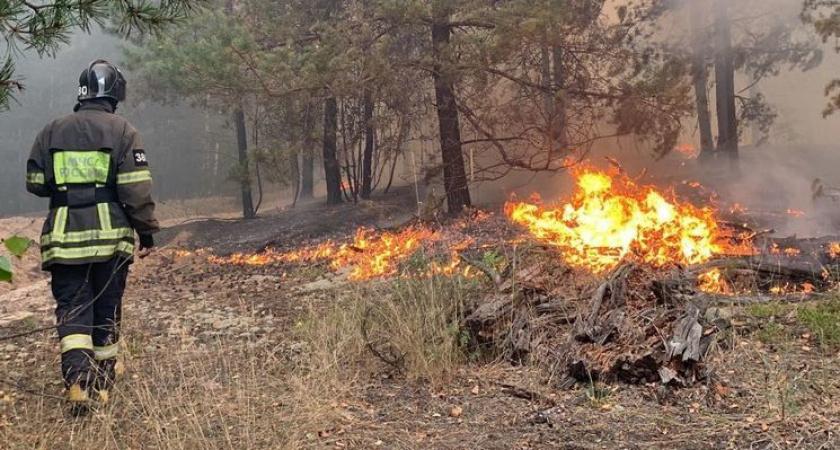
[698,269,730,294]
[728,203,749,215]
[770,244,801,257]
[674,144,699,159]
[505,167,738,273]
[786,208,806,218]
[335,227,433,280]
[770,283,815,295]
[830,242,840,259]
[210,226,470,281]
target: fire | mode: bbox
[210,226,470,281]
[174,249,208,258]
[699,269,817,296]
[770,243,801,257]
[728,203,748,215]
[770,283,815,295]
[335,227,433,280]
[698,269,730,294]
[674,144,699,159]
[830,242,840,259]
[786,208,806,218]
[505,167,733,273]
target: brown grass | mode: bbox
[1,338,345,449]
[4,263,840,449]
[0,270,474,449]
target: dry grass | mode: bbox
[5,261,840,449]
[299,273,474,388]
[1,270,475,449]
[1,337,347,449]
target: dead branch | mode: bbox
[361,307,405,372]
[462,256,504,290]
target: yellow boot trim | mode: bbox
[60,334,93,353]
[66,384,89,403]
[115,360,126,378]
[95,389,110,405]
[94,342,120,361]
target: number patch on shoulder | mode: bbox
[133,150,149,167]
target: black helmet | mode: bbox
[77,60,126,103]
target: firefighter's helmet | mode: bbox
[77,60,126,103]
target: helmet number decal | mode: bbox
[132,150,149,167]
[78,86,89,96]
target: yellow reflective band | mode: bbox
[60,334,93,353]
[116,170,152,185]
[97,202,113,231]
[27,172,45,185]
[93,342,120,361]
[42,241,134,262]
[53,206,68,237]
[41,228,133,246]
[53,151,110,185]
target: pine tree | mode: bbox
[0,0,205,110]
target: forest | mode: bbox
[3,1,840,448]
[1,0,837,219]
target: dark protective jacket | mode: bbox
[25,100,160,269]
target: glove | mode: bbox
[138,234,155,251]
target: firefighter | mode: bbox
[25,60,160,413]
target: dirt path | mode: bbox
[157,186,420,255]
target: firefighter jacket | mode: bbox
[25,101,160,270]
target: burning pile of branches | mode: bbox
[464,167,840,388]
[505,165,751,272]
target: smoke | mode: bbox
[706,146,840,237]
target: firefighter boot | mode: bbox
[66,383,90,416]
[94,389,110,405]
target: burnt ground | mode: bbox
[158,186,423,255]
[1,185,840,449]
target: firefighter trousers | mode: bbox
[50,257,130,391]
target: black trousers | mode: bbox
[50,257,130,390]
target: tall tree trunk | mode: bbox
[234,108,256,219]
[693,54,715,161]
[323,96,343,205]
[361,89,375,199]
[540,46,568,155]
[689,0,715,163]
[292,153,302,207]
[431,13,471,214]
[540,47,554,150]
[540,46,554,110]
[551,46,568,152]
[301,102,315,199]
[301,154,314,199]
[714,0,738,169]
[750,80,762,146]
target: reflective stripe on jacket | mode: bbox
[25,100,161,269]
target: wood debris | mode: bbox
[463,234,840,389]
